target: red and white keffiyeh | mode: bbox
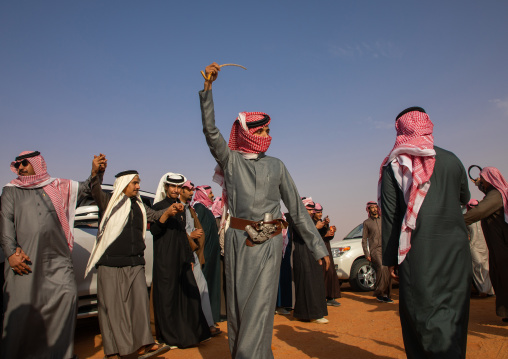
[302,197,315,210]
[182,180,195,191]
[480,167,508,223]
[211,197,223,218]
[8,151,78,250]
[378,109,436,264]
[366,201,378,218]
[228,112,272,154]
[313,203,323,214]
[191,185,214,209]
[213,111,273,233]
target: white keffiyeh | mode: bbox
[85,174,147,277]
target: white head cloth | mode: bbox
[154,172,187,204]
[84,173,147,277]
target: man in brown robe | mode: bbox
[464,167,508,322]
[362,201,392,303]
[313,203,341,307]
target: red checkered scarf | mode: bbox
[302,197,315,210]
[480,167,508,223]
[211,197,223,218]
[9,151,77,250]
[213,112,272,232]
[182,180,195,191]
[313,203,323,214]
[228,112,272,154]
[191,185,214,209]
[378,110,436,264]
[366,201,379,218]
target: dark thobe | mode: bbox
[0,176,94,359]
[290,214,328,321]
[362,216,391,298]
[319,224,341,299]
[277,233,293,308]
[194,202,222,323]
[381,146,471,359]
[464,188,508,318]
[150,197,210,348]
[200,89,328,359]
[91,176,160,356]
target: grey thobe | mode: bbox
[1,177,93,359]
[467,221,493,295]
[200,89,328,359]
[362,216,391,298]
[381,146,471,359]
[464,188,508,318]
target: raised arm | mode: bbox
[199,63,231,169]
[78,154,107,200]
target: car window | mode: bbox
[74,192,153,229]
[75,219,99,229]
[344,223,363,240]
[141,196,153,207]
[77,196,96,207]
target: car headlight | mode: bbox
[331,246,351,258]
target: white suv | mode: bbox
[71,185,155,318]
[330,223,376,292]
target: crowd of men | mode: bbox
[1,63,507,359]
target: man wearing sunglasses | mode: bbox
[1,150,106,359]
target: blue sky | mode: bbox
[1,1,507,239]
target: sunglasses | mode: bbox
[14,159,29,169]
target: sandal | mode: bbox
[210,326,222,337]
[138,343,170,359]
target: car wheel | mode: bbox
[349,258,376,292]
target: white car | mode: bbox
[72,185,155,318]
[330,223,376,292]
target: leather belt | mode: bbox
[229,216,287,247]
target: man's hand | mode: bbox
[91,154,107,177]
[190,229,204,240]
[316,220,325,229]
[167,203,184,217]
[203,62,221,91]
[8,247,32,275]
[366,256,372,262]
[318,255,331,271]
[159,203,185,223]
[389,265,399,281]
[325,225,336,238]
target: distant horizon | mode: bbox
[1,1,507,241]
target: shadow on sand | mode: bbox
[275,324,400,359]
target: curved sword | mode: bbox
[201,63,247,80]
